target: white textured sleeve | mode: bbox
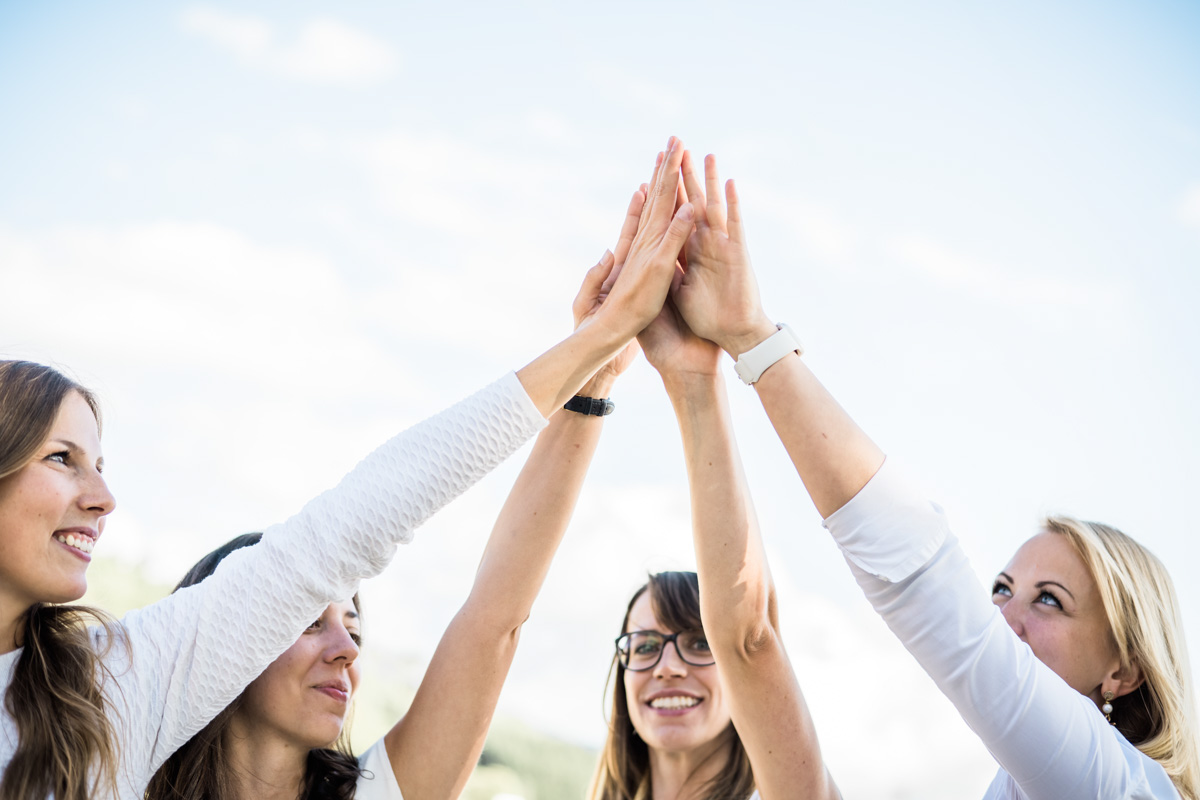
[103,372,545,797]
[826,461,1175,800]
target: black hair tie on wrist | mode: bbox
[563,395,615,416]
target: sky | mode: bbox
[2,2,1199,797]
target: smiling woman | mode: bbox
[591,572,757,800]
[0,361,124,800]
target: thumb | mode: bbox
[657,203,695,261]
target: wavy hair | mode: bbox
[145,533,364,800]
[1046,515,1199,800]
[587,571,755,800]
[0,359,124,800]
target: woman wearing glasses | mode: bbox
[588,151,841,800]
[660,148,1198,799]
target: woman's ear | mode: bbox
[1104,660,1145,701]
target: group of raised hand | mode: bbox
[573,136,777,385]
[2,136,1189,800]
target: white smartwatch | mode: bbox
[733,324,803,385]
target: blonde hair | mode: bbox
[1046,515,1199,800]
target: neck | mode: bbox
[647,729,734,800]
[0,594,30,654]
[225,716,309,800]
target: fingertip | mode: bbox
[677,202,695,221]
[601,248,614,267]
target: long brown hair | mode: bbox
[145,533,364,800]
[588,571,756,800]
[0,359,124,800]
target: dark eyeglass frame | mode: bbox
[614,629,716,671]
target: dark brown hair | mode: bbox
[145,533,364,800]
[0,359,124,800]
[588,571,756,800]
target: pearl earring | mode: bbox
[1102,691,1115,724]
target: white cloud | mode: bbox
[1178,184,1200,231]
[181,6,397,86]
[891,234,1126,311]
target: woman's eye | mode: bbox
[306,619,322,632]
[992,582,1012,597]
[46,451,70,465]
[349,633,362,646]
[688,636,711,654]
[1037,591,1062,609]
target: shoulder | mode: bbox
[1111,728,1181,799]
[356,738,403,800]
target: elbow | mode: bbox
[709,585,781,662]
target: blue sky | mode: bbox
[2,2,1199,796]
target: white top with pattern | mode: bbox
[0,372,546,799]
[822,459,1179,800]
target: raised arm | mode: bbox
[382,192,644,800]
[671,152,1159,800]
[516,136,694,417]
[670,151,882,517]
[107,139,696,795]
[638,166,839,800]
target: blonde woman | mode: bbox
[665,148,1198,799]
[0,136,696,800]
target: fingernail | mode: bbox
[601,249,614,266]
[678,204,694,220]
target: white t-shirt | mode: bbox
[0,373,546,800]
[355,738,403,800]
[823,460,1180,800]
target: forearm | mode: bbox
[665,373,775,650]
[466,370,614,629]
[665,371,839,800]
[516,316,628,418]
[388,372,612,799]
[751,352,884,519]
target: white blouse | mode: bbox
[822,460,1179,800]
[0,372,546,799]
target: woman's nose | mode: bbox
[326,627,360,664]
[999,598,1026,639]
[653,642,688,678]
[82,470,116,516]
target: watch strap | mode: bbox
[733,324,802,385]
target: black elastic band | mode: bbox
[563,395,615,416]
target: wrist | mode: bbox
[660,370,721,398]
[579,372,618,398]
[720,316,779,359]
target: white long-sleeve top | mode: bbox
[823,460,1179,800]
[0,372,546,799]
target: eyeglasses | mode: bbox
[614,630,715,671]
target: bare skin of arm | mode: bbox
[383,188,646,800]
[670,151,883,518]
[639,193,840,798]
[515,137,694,419]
